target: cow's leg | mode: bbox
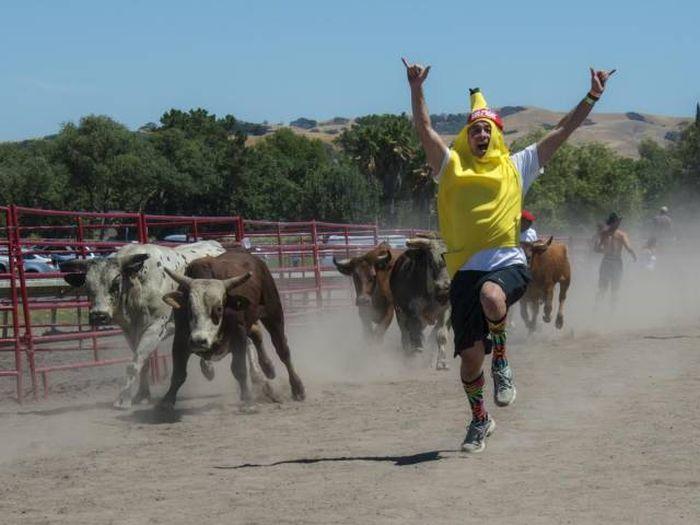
[373,306,395,344]
[246,340,281,403]
[157,338,190,412]
[250,321,276,379]
[407,315,425,354]
[530,298,540,332]
[261,316,305,401]
[132,358,152,405]
[229,335,253,405]
[395,309,412,352]
[556,278,570,329]
[433,307,450,370]
[114,317,169,409]
[542,285,554,324]
[519,300,532,333]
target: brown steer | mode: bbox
[520,236,571,333]
[158,250,305,410]
[333,242,402,342]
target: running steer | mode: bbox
[333,242,402,342]
[520,236,571,332]
[159,250,306,410]
[61,241,226,408]
[390,236,451,370]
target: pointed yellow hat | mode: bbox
[466,88,504,130]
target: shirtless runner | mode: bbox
[595,212,636,305]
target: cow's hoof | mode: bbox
[239,404,259,414]
[132,392,152,405]
[113,397,133,410]
[555,316,564,329]
[155,400,175,413]
[262,382,282,404]
[542,315,551,324]
[292,382,306,401]
[200,359,215,381]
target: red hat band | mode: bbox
[521,210,536,222]
[467,108,504,130]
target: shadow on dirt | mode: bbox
[214,449,456,469]
[116,402,223,425]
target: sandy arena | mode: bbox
[1,246,699,524]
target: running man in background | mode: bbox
[520,210,538,244]
[402,56,615,453]
[595,212,637,305]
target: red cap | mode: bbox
[521,210,535,222]
[467,108,504,130]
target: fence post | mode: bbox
[137,213,148,243]
[6,206,23,403]
[191,219,199,242]
[11,205,38,399]
[310,220,322,308]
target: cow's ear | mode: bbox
[374,250,392,270]
[545,236,553,246]
[333,256,354,276]
[227,294,250,310]
[122,253,149,276]
[60,260,90,288]
[162,291,184,309]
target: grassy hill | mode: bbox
[247,108,691,158]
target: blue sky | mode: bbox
[1,0,698,140]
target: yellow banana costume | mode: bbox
[437,88,522,277]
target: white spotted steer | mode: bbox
[61,241,226,408]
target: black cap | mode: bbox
[606,212,622,225]
[469,87,481,95]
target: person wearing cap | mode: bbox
[595,212,637,304]
[402,57,615,453]
[651,205,674,243]
[520,210,538,244]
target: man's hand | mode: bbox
[590,68,616,96]
[402,57,431,89]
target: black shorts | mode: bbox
[598,257,623,292]
[450,264,531,357]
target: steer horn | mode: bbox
[164,267,193,289]
[333,256,354,275]
[223,271,252,291]
[406,238,432,250]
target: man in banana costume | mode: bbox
[402,57,614,453]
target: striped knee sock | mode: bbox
[462,372,488,422]
[488,316,508,370]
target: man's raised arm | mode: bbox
[537,68,616,166]
[402,57,448,174]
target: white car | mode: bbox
[319,234,408,267]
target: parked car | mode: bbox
[319,234,409,267]
[0,254,56,274]
[160,234,204,243]
[31,245,97,266]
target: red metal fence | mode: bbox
[0,205,426,404]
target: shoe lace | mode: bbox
[492,368,513,392]
[466,420,488,442]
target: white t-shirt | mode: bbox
[520,227,538,243]
[434,144,541,272]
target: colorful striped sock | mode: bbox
[462,372,488,422]
[488,316,508,370]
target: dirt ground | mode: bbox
[1,252,700,524]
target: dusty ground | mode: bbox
[1,252,700,524]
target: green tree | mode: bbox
[335,114,431,223]
[53,115,171,212]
